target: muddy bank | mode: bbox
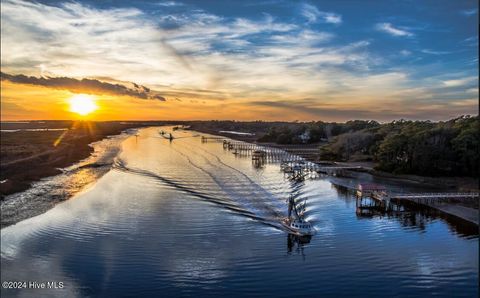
[0,131,132,228]
[0,121,173,197]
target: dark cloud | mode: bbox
[0,72,166,101]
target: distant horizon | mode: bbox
[1,114,478,125]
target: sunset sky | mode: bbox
[1,0,478,121]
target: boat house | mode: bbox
[357,183,387,197]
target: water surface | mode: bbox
[1,127,478,297]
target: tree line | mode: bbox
[256,120,380,144]
[319,115,478,177]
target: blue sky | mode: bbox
[1,0,478,121]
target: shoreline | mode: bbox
[0,130,132,228]
[193,127,479,226]
[1,125,477,229]
[190,126,478,192]
[0,121,172,197]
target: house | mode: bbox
[299,130,310,143]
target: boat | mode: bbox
[282,195,316,236]
[282,218,315,236]
[159,130,174,141]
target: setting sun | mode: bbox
[69,94,97,116]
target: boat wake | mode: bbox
[110,128,319,234]
[112,158,284,231]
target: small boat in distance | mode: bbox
[282,195,316,236]
[159,130,174,141]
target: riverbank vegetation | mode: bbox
[320,115,479,177]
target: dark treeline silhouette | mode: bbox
[320,115,478,177]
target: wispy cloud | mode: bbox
[0,72,166,100]
[461,8,478,16]
[421,49,451,55]
[0,0,368,101]
[375,22,413,37]
[269,30,334,45]
[301,3,342,24]
[155,1,183,7]
[462,35,478,47]
[0,0,477,121]
[442,76,477,88]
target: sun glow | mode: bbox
[69,94,97,116]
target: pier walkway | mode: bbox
[356,185,479,225]
[391,193,479,201]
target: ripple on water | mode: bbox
[1,127,478,297]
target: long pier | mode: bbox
[390,192,479,204]
[391,193,479,201]
[356,186,479,224]
[223,140,303,162]
[221,140,323,161]
[219,139,363,178]
[361,191,479,206]
[281,160,359,173]
[391,192,479,225]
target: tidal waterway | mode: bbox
[1,127,477,297]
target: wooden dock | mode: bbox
[389,193,479,225]
[221,140,323,161]
[355,184,479,224]
[359,190,479,207]
[223,140,303,162]
[391,192,479,202]
[220,139,364,178]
